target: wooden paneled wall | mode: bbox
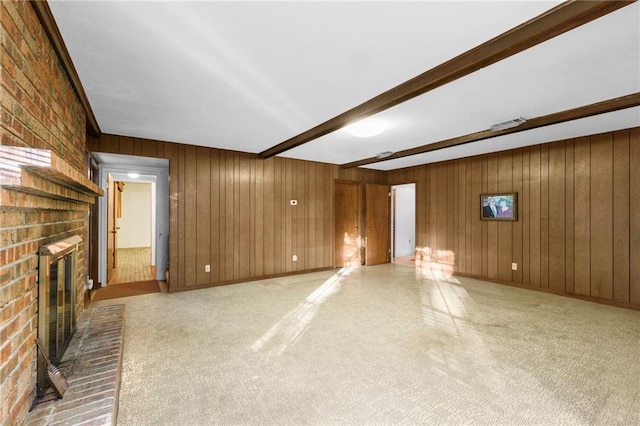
[387,127,640,308]
[90,128,638,308]
[88,135,385,290]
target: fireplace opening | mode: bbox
[37,235,81,396]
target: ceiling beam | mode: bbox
[31,1,101,136]
[341,93,640,169]
[258,0,634,160]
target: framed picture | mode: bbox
[480,193,517,221]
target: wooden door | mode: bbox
[106,173,117,284]
[365,183,390,265]
[334,181,360,267]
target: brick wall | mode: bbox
[0,1,93,424]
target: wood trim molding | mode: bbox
[166,267,334,294]
[258,0,634,159]
[453,272,640,312]
[342,93,640,169]
[31,1,101,136]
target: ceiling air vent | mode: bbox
[376,151,394,159]
[490,117,527,131]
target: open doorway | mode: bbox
[93,153,169,292]
[110,180,154,284]
[391,183,416,268]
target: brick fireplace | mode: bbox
[0,144,102,422]
[1,2,103,423]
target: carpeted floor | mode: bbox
[94,264,640,425]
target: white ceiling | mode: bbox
[48,1,639,171]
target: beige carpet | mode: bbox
[94,264,640,425]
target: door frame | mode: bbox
[106,172,117,284]
[96,154,169,286]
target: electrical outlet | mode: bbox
[511,263,518,271]
[292,255,298,262]
[205,264,211,272]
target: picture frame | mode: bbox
[480,193,517,221]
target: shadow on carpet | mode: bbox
[93,280,161,301]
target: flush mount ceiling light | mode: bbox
[127,172,140,179]
[490,117,527,131]
[344,119,385,138]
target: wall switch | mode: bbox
[290,200,297,206]
[511,263,518,271]
[205,264,211,272]
[292,255,298,262]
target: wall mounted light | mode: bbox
[127,172,140,179]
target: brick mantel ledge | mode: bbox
[0,146,103,203]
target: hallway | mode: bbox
[109,247,154,284]
[92,247,159,301]
[94,264,640,425]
